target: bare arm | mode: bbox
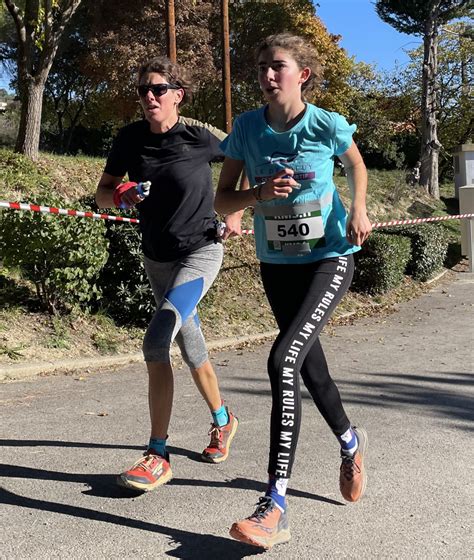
[221,170,249,239]
[215,158,253,214]
[339,141,372,246]
[95,173,123,209]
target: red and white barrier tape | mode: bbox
[0,201,140,224]
[1,200,473,233]
[371,214,474,229]
[241,213,474,235]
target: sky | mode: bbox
[316,0,422,72]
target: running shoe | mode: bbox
[229,496,291,549]
[201,408,238,463]
[339,426,368,502]
[117,449,172,491]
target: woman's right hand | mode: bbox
[118,183,142,209]
[259,168,300,200]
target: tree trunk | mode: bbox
[419,14,441,199]
[5,0,83,160]
[15,78,46,161]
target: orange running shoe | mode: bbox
[117,450,172,492]
[339,426,368,502]
[201,408,238,463]
[229,497,291,550]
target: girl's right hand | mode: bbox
[260,168,301,200]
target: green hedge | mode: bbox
[97,218,154,326]
[384,224,448,281]
[0,195,108,313]
[352,232,412,294]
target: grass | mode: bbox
[0,344,25,360]
[0,148,464,366]
[45,316,71,349]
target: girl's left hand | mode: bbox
[346,209,372,246]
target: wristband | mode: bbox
[113,181,138,208]
[252,182,265,203]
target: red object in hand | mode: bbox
[113,182,138,208]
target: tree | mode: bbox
[375,0,471,198]
[3,0,82,159]
[391,23,473,179]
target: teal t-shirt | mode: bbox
[221,103,361,264]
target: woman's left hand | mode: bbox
[346,208,372,246]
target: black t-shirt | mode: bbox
[104,119,223,262]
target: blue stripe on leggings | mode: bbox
[166,277,204,324]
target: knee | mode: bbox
[177,314,208,369]
[178,339,209,369]
[142,309,177,362]
[142,334,171,363]
[267,344,288,380]
[142,323,172,363]
[182,350,209,370]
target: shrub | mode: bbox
[385,224,449,282]
[0,194,108,313]
[0,148,52,195]
[97,219,154,326]
[352,232,411,294]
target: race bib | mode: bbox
[256,200,328,255]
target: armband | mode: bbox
[113,182,138,208]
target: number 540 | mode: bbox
[277,223,310,237]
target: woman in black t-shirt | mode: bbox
[96,57,240,491]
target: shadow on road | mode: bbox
[0,439,143,450]
[0,440,204,461]
[339,371,474,429]
[226,370,474,429]
[0,486,264,559]
[0,462,342,504]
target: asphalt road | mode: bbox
[1,273,473,559]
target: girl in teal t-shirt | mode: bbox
[216,33,372,550]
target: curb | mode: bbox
[0,331,279,382]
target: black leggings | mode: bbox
[260,255,354,479]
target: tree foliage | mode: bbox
[375,0,471,34]
[81,0,216,123]
[40,2,108,153]
[344,62,413,168]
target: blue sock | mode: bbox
[148,437,167,457]
[266,476,288,512]
[337,427,358,456]
[212,404,229,427]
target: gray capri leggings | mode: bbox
[142,242,223,369]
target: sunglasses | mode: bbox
[137,83,181,98]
